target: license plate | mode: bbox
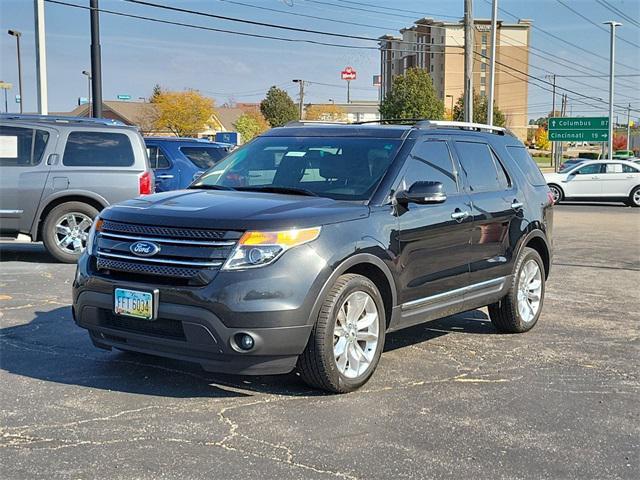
[114,288,155,320]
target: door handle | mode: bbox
[156,174,174,180]
[511,200,524,210]
[451,210,470,221]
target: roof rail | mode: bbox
[415,120,513,136]
[0,114,126,126]
[283,120,348,127]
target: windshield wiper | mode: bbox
[188,184,236,191]
[236,186,319,197]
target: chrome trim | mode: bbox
[0,209,24,215]
[451,210,470,220]
[96,251,223,267]
[99,231,235,247]
[511,201,524,209]
[402,277,506,311]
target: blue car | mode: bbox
[144,137,231,192]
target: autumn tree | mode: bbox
[534,126,550,150]
[153,89,216,137]
[613,133,627,151]
[380,68,444,120]
[234,111,270,143]
[260,86,299,127]
[149,83,162,103]
[452,92,506,127]
[305,104,347,122]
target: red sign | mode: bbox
[341,66,357,81]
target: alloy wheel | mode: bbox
[517,259,542,324]
[633,188,640,206]
[54,213,93,255]
[550,186,561,204]
[333,291,380,379]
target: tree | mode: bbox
[153,89,216,137]
[613,133,627,151]
[380,68,443,120]
[534,126,550,150]
[452,92,506,127]
[149,83,162,103]
[260,86,299,127]
[233,111,270,143]
[305,104,347,122]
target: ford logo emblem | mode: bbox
[130,241,160,257]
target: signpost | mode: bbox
[341,66,356,104]
[117,94,132,100]
[0,81,12,112]
[548,117,609,142]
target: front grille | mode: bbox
[94,220,241,284]
[100,310,186,340]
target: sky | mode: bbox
[0,0,638,121]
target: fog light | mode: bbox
[236,333,255,351]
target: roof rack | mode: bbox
[283,120,348,127]
[414,120,512,136]
[0,114,126,126]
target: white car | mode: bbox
[544,160,640,207]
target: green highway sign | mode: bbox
[548,116,609,142]
[117,94,131,100]
[549,130,609,142]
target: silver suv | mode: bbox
[0,115,153,262]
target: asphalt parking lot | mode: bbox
[1,203,638,479]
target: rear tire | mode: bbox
[42,202,98,263]
[297,274,386,393]
[489,247,545,333]
[548,184,563,204]
[627,186,640,207]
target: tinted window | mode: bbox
[455,141,505,192]
[402,140,458,193]
[63,131,134,167]
[194,136,401,201]
[575,163,604,175]
[0,126,49,167]
[506,146,547,185]
[147,146,170,169]
[622,164,639,173]
[180,146,227,169]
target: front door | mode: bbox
[395,138,472,326]
[564,163,604,197]
[0,125,52,235]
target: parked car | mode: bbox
[145,137,231,192]
[613,149,635,160]
[73,120,554,393]
[0,114,153,263]
[544,160,640,206]
[558,158,584,172]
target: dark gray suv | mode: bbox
[73,120,553,393]
[0,115,153,262]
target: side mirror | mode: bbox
[396,181,447,205]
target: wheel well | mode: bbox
[36,195,105,241]
[526,236,550,279]
[548,183,563,197]
[344,263,394,328]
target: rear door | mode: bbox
[601,163,638,196]
[395,138,473,325]
[147,144,179,192]
[452,139,520,290]
[0,124,53,235]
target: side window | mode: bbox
[0,126,49,167]
[605,164,623,174]
[622,164,639,173]
[63,131,134,167]
[401,140,458,194]
[575,163,603,175]
[454,141,505,192]
[506,146,546,186]
[147,146,170,169]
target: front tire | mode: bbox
[489,247,545,333]
[548,184,563,204]
[42,202,98,263]
[297,274,386,393]
[627,186,640,207]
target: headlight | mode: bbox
[85,217,103,256]
[222,226,321,270]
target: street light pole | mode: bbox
[7,30,23,114]
[463,0,474,122]
[487,0,498,125]
[90,0,103,117]
[82,70,92,117]
[34,0,48,114]
[626,103,631,150]
[604,20,621,161]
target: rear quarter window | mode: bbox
[506,146,547,186]
[180,146,227,169]
[63,131,134,167]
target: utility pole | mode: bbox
[547,74,557,171]
[34,0,48,114]
[292,79,305,119]
[82,70,92,116]
[487,0,498,125]
[90,0,103,117]
[7,30,23,113]
[627,103,631,150]
[346,79,351,104]
[604,21,621,160]
[463,0,474,122]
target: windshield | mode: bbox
[192,136,402,201]
[559,160,583,173]
[180,146,228,169]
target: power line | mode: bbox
[595,0,640,28]
[300,0,426,20]
[331,0,460,19]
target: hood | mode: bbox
[102,189,370,231]
[543,172,565,183]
